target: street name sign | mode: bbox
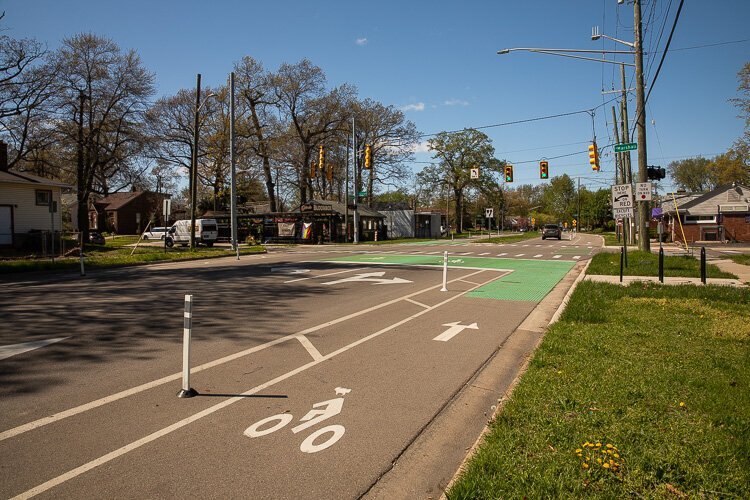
[614,142,637,152]
[636,182,652,201]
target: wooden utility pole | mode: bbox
[190,74,201,249]
[634,0,650,251]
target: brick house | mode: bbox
[89,191,168,235]
[661,184,750,243]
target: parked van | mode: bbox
[166,219,218,247]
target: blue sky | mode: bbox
[4,0,748,193]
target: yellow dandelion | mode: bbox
[603,463,610,469]
[582,463,589,469]
[596,442,602,447]
[597,458,602,464]
[575,448,582,453]
[614,453,620,458]
[557,370,562,374]
[606,444,613,449]
[680,402,685,407]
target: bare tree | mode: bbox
[51,33,155,238]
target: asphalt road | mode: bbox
[0,233,601,499]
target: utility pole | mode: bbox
[229,72,239,258]
[190,74,201,250]
[611,106,621,185]
[352,118,359,244]
[634,0,650,251]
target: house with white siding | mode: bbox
[0,166,72,249]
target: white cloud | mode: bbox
[355,38,368,46]
[400,102,425,112]
[444,98,469,107]
[411,141,432,153]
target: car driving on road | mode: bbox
[541,224,562,240]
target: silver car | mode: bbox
[541,224,562,240]
[142,227,169,240]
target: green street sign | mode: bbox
[358,191,367,196]
[614,142,637,152]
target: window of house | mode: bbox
[684,215,716,224]
[35,190,52,206]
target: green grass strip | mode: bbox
[447,281,750,498]
[586,250,736,278]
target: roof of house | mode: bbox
[0,169,72,188]
[93,191,152,211]
[679,183,750,210]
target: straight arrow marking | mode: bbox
[433,322,479,342]
[0,337,70,361]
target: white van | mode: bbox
[166,219,218,247]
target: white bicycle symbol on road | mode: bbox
[244,387,351,454]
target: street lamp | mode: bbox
[189,72,217,249]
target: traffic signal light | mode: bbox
[540,161,549,179]
[588,142,600,171]
[318,145,325,170]
[364,145,372,169]
[504,165,513,183]
[647,166,666,180]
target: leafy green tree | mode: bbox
[417,129,501,233]
[540,174,576,221]
[667,157,714,191]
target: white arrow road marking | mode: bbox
[433,322,479,342]
[271,267,310,274]
[0,337,69,361]
[322,271,412,286]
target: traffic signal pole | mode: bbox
[352,118,359,244]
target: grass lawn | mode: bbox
[599,231,624,247]
[447,281,750,498]
[0,236,266,273]
[729,254,750,266]
[586,250,737,279]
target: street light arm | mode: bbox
[498,47,635,55]
[528,49,635,67]
[591,31,635,48]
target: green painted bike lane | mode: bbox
[321,254,575,303]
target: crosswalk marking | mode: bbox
[533,254,543,258]
[573,256,581,260]
[515,253,525,257]
[553,255,562,259]
[497,253,507,257]
[478,252,490,256]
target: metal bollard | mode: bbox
[441,251,448,292]
[178,294,198,398]
[700,247,706,285]
[619,247,624,283]
[658,247,664,283]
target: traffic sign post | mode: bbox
[614,142,637,153]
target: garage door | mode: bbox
[0,205,12,245]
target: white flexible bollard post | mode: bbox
[441,251,448,292]
[178,294,198,398]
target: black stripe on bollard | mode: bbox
[700,247,706,285]
[620,247,624,283]
[659,247,664,283]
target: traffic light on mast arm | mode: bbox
[364,144,372,169]
[504,164,513,183]
[318,145,325,170]
[588,142,600,171]
[540,160,549,179]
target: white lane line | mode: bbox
[457,279,482,286]
[497,253,507,257]
[284,267,366,283]
[0,337,69,361]
[14,270,501,499]
[533,254,543,258]
[553,255,562,259]
[0,269,487,444]
[573,256,581,260]
[296,336,324,362]
[478,252,490,256]
[515,253,525,257]
[405,298,431,309]
[426,251,440,255]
